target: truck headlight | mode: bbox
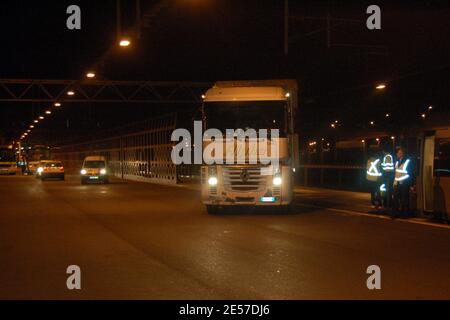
[273,176,282,186]
[208,177,218,186]
[100,169,107,175]
[80,169,87,175]
[37,167,43,173]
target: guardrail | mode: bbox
[297,164,367,191]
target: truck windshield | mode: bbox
[204,101,287,137]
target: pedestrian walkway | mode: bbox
[294,186,450,229]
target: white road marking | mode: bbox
[297,203,450,230]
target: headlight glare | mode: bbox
[80,169,87,175]
[273,176,282,186]
[208,176,218,186]
[100,169,107,175]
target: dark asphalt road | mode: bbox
[0,175,449,299]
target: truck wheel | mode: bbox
[206,205,220,215]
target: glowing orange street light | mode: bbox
[119,39,131,47]
[86,72,96,78]
[54,102,61,107]
[39,116,44,120]
[67,90,75,96]
[29,125,34,128]
[376,84,386,90]
[45,110,51,114]
[34,120,39,123]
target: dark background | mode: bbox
[0,0,449,143]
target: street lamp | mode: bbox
[39,116,44,120]
[45,110,51,114]
[376,84,386,90]
[119,39,131,47]
[67,90,75,96]
[54,102,61,107]
[86,72,96,78]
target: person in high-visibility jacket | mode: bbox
[392,147,414,217]
[366,154,383,208]
[380,149,395,209]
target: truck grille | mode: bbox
[223,166,266,192]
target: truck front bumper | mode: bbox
[203,191,290,206]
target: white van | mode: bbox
[80,156,109,184]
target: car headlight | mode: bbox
[80,169,87,175]
[208,176,218,186]
[100,169,107,175]
[37,167,43,173]
[273,176,282,186]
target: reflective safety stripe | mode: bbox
[395,159,411,182]
[381,154,394,172]
[367,159,382,177]
[379,183,386,192]
[395,174,410,181]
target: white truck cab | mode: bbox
[201,80,299,214]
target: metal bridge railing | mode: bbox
[53,113,178,185]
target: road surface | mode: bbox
[0,175,449,299]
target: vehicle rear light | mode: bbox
[60,167,64,171]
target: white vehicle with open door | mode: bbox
[418,126,450,221]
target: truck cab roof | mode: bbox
[204,86,288,102]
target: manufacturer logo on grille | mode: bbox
[240,169,249,183]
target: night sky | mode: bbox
[0,0,449,143]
